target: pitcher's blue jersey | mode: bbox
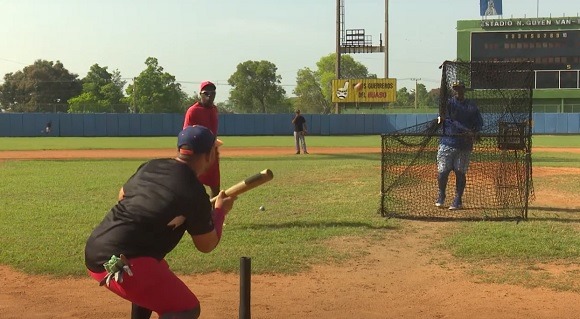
[440,97,483,151]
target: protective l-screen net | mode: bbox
[380,61,534,220]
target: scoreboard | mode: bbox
[471,30,580,88]
[471,30,580,69]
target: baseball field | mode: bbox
[0,135,579,319]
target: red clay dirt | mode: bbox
[0,146,579,319]
[0,146,576,160]
[0,146,381,160]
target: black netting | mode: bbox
[380,61,534,220]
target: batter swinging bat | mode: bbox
[210,169,274,203]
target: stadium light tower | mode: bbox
[335,0,388,113]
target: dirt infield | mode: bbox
[0,147,380,160]
[1,147,579,319]
[0,146,576,160]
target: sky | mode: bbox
[0,0,576,102]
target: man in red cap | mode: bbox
[183,81,220,198]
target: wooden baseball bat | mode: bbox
[210,169,274,203]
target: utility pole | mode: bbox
[410,78,421,109]
[335,0,342,114]
[384,0,388,78]
[132,77,137,113]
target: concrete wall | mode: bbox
[0,113,578,137]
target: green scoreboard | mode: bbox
[471,30,580,70]
[458,17,580,89]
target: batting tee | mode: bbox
[380,61,534,220]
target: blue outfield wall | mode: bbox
[0,113,578,137]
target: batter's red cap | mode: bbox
[200,81,216,91]
[177,125,222,155]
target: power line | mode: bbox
[0,57,27,65]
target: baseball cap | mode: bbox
[452,80,466,88]
[177,125,223,155]
[200,81,216,92]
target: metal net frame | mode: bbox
[380,61,534,220]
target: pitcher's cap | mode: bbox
[200,81,216,91]
[452,80,465,88]
[177,125,222,155]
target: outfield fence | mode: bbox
[0,112,578,137]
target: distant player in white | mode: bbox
[485,0,498,16]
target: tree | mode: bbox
[227,60,287,113]
[125,57,186,113]
[428,87,441,108]
[292,68,327,114]
[395,87,413,107]
[179,90,198,112]
[293,53,375,114]
[408,83,432,108]
[0,59,82,112]
[216,100,236,114]
[68,64,128,113]
[415,83,431,107]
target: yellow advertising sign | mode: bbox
[331,78,397,103]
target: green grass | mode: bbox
[532,174,580,201]
[443,222,580,261]
[0,153,397,276]
[0,137,178,150]
[0,135,579,293]
[441,222,580,292]
[0,134,578,150]
[533,135,580,148]
[0,136,383,150]
[532,152,580,167]
[436,150,580,291]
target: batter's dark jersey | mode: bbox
[84,158,215,272]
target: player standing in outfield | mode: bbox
[183,81,220,198]
[84,125,236,319]
[436,81,483,210]
[292,109,308,154]
[43,120,52,134]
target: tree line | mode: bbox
[0,54,440,114]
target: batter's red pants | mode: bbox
[88,257,199,316]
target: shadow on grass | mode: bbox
[382,215,526,222]
[225,153,380,162]
[526,217,580,223]
[235,220,398,231]
[312,153,381,161]
[527,207,580,223]
[528,206,580,213]
[384,213,580,223]
[381,206,528,222]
